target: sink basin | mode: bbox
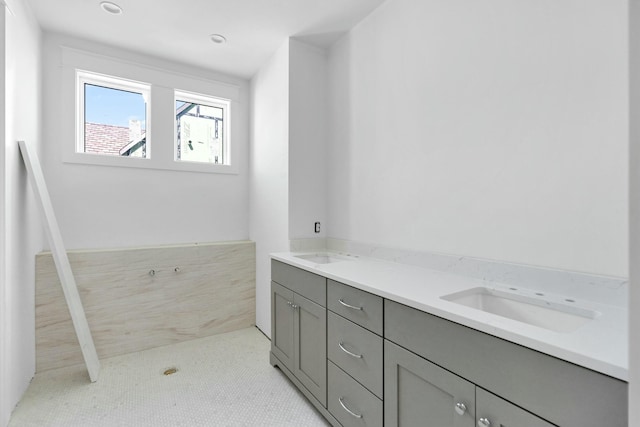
[294,253,353,264]
[441,287,598,333]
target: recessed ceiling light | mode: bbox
[100,1,123,15]
[209,34,227,44]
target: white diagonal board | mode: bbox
[18,140,100,382]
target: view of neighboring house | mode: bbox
[176,101,225,164]
[84,120,146,157]
[84,101,223,163]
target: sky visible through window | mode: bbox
[85,84,146,129]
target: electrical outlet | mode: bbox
[314,222,321,233]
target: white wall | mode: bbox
[0,6,6,425]
[327,0,628,278]
[250,41,291,336]
[1,0,43,425]
[41,33,250,250]
[629,0,639,423]
[288,40,327,239]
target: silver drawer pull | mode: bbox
[478,418,491,427]
[338,341,363,359]
[338,299,363,311]
[339,397,363,419]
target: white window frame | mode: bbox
[62,47,240,174]
[76,70,151,162]
[174,90,231,166]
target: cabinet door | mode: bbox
[294,292,327,407]
[385,340,475,427]
[271,281,295,371]
[476,388,556,427]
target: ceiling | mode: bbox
[24,0,386,79]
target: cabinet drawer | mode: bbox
[384,299,627,427]
[271,260,326,306]
[328,361,382,427]
[476,388,555,427]
[328,311,383,398]
[327,280,383,335]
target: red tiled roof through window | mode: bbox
[84,122,128,155]
[84,122,145,156]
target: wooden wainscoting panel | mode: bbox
[36,241,256,372]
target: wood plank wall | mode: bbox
[35,241,255,372]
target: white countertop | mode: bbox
[271,251,628,381]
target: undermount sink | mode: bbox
[294,253,353,264]
[441,287,598,333]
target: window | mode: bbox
[175,91,230,165]
[66,50,239,174]
[77,71,150,158]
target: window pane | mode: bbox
[176,100,224,164]
[84,84,147,158]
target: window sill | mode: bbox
[62,151,239,175]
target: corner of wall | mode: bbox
[629,0,640,423]
[249,39,291,337]
[0,3,8,425]
[1,0,44,424]
[287,39,328,241]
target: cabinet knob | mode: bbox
[454,402,467,416]
[478,418,491,427]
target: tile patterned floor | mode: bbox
[9,327,330,427]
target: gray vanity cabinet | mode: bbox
[270,261,327,408]
[384,340,475,427]
[270,259,627,427]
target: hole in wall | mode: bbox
[163,367,178,376]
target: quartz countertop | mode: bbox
[271,251,628,381]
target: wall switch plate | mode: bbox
[314,222,321,233]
